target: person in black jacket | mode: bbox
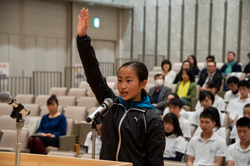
[197,61,222,91]
[188,55,200,76]
[173,60,191,84]
[77,8,165,166]
[221,51,242,76]
[243,52,250,77]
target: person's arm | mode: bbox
[175,83,179,93]
[234,64,242,72]
[213,156,224,166]
[227,161,235,166]
[77,8,116,104]
[36,116,45,134]
[52,116,67,140]
[166,71,176,84]
[182,83,197,100]
[145,116,165,166]
[187,156,195,166]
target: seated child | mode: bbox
[163,113,186,161]
[163,93,188,120]
[168,98,191,140]
[193,107,226,142]
[226,117,250,166]
[192,91,221,127]
[84,123,102,154]
[230,103,250,143]
[187,109,227,166]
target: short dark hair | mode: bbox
[206,55,215,61]
[206,81,217,90]
[180,68,195,82]
[163,113,183,137]
[204,107,221,129]
[227,76,239,84]
[47,95,58,105]
[200,108,216,122]
[199,91,214,104]
[236,117,250,129]
[167,93,180,100]
[238,80,250,89]
[161,59,172,71]
[228,51,236,57]
[168,98,183,108]
[244,103,250,109]
[207,60,216,67]
[154,73,164,80]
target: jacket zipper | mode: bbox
[115,104,146,161]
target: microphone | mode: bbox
[0,92,30,115]
[86,98,113,123]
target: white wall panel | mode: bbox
[24,36,36,77]
[0,34,9,62]
[9,35,22,76]
[46,38,58,71]
[36,37,47,71]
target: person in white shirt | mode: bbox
[163,93,188,120]
[230,103,250,144]
[168,98,191,140]
[163,113,186,161]
[224,76,240,104]
[161,60,177,85]
[193,107,226,142]
[187,109,227,166]
[84,123,102,154]
[227,117,250,166]
[227,80,250,124]
[195,81,225,111]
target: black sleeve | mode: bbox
[163,152,184,162]
[231,139,235,144]
[173,74,179,84]
[77,35,116,104]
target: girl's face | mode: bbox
[182,62,190,70]
[47,101,58,114]
[188,56,194,65]
[164,122,174,133]
[182,71,190,82]
[200,96,213,110]
[163,64,170,72]
[96,123,102,131]
[117,66,147,102]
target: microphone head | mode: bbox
[104,98,113,108]
[0,92,12,103]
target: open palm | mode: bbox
[77,8,88,37]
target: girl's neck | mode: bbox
[164,70,169,75]
[183,80,188,84]
[49,111,59,117]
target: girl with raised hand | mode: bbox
[77,8,165,166]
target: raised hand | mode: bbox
[77,8,89,37]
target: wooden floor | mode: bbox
[0,152,132,166]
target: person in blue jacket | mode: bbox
[77,8,165,166]
[27,95,67,154]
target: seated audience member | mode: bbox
[163,93,188,120]
[161,59,176,85]
[195,81,225,112]
[197,61,222,91]
[192,91,222,127]
[149,74,172,115]
[188,55,200,76]
[84,123,102,154]
[221,51,242,76]
[225,76,240,104]
[230,103,250,144]
[187,109,227,166]
[27,95,67,154]
[226,117,250,166]
[243,52,250,77]
[163,113,186,161]
[227,80,250,124]
[175,69,197,106]
[168,98,191,140]
[200,55,222,75]
[193,107,226,141]
[173,60,191,84]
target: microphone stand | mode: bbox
[10,106,25,166]
[89,116,101,159]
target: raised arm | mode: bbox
[77,8,115,104]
